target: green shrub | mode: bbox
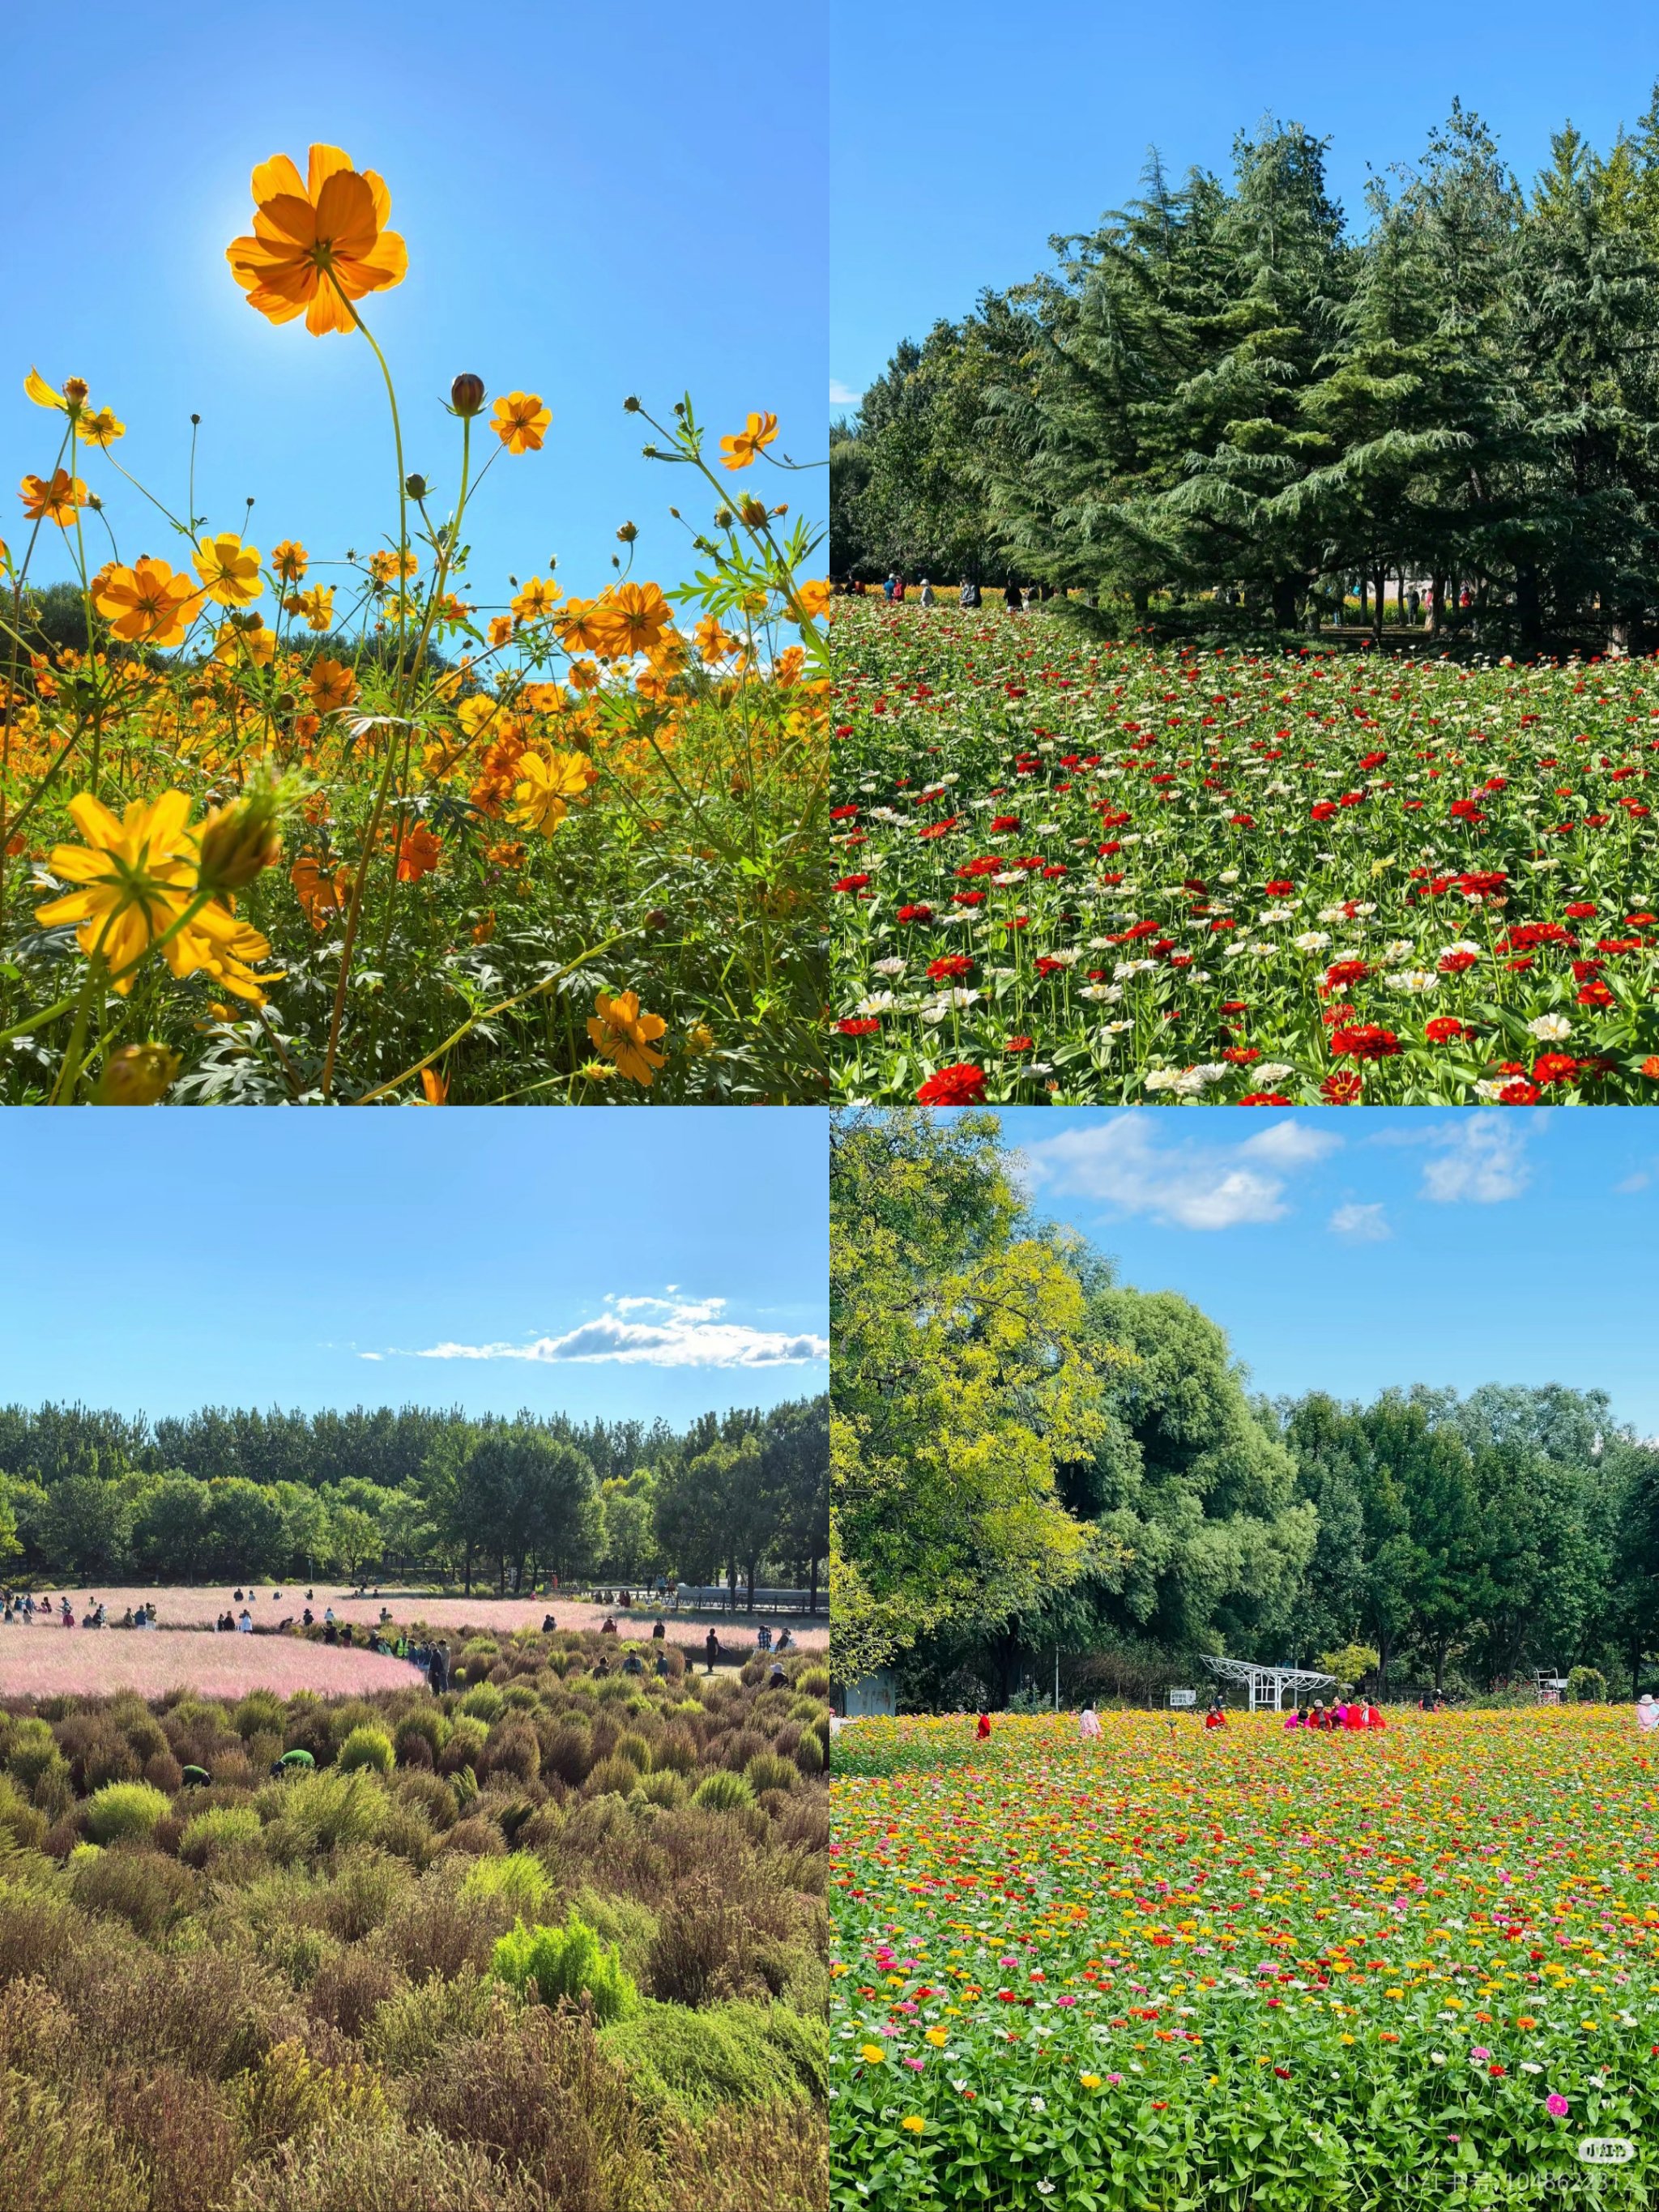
[336,1726,394,1775]
[7,1717,62,1787]
[584,1754,642,1799]
[179,1805,264,1866]
[232,1690,287,1741]
[634,1769,688,1810]
[277,1769,386,1855]
[691,1770,754,1813]
[361,1964,497,2074]
[744,1752,796,1796]
[1568,1665,1608,1703]
[612,1730,653,1773]
[460,1851,551,1915]
[796,1666,830,1697]
[599,1997,825,2117]
[492,1912,638,2024]
[459,1683,505,1723]
[792,1731,825,1775]
[84,1780,172,1844]
[0,1775,46,1851]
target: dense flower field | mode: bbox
[830,604,1659,1104]
[0,1628,423,1700]
[2,144,827,1104]
[831,1711,1659,2209]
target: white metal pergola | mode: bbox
[1201,1653,1340,1714]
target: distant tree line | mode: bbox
[0,1397,828,1606]
[832,94,1659,651]
[832,1109,1659,1703]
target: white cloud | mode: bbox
[385,1294,826,1370]
[830,379,862,407]
[1021,1115,1338,1232]
[1616,1171,1651,1195]
[1418,1115,1533,1204]
[1238,1119,1344,1168]
[1329,1201,1391,1242]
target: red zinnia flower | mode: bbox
[1530,1054,1579,1086]
[926,954,974,982]
[896,903,934,924]
[916,1063,987,1106]
[1576,980,1614,1007]
[1005,1036,1035,1053]
[1424,1016,1468,1043]
[1330,1025,1401,1062]
[835,874,872,893]
[1320,1072,1364,1104]
[1499,1079,1542,1104]
[835,1018,881,1036]
[1239,1091,1293,1105]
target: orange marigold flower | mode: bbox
[19,470,87,526]
[227,144,407,336]
[586,987,668,1086]
[307,655,359,712]
[393,822,442,882]
[271,539,309,582]
[491,391,551,454]
[92,557,204,648]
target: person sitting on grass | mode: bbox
[654,1652,668,1677]
[600,1614,618,1635]
[776,1626,794,1652]
[1365,1703,1386,1728]
[542,1613,557,1632]
[622,1649,644,1677]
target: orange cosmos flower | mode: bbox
[553,598,609,656]
[488,615,514,649]
[92,557,204,648]
[19,470,87,526]
[794,577,831,621]
[491,392,551,454]
[719,411,778,470]
[511,575,561,622]
[194,532,262,607]
[587,989,668,1086]
[419,1068,449,1104]
[213,616,276,667]
[227,144,408,336]
[591,581,673,658]
[271,539,309,582]
[368,547,418,584]
[290,854,352,931]
[393,823,442,882]
[307,655,359,712]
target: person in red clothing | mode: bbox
[975,1712,992,1741]
[1308,1701,1329,1730]
[1365,1703,1386,1728]
[1342,1700,1364,1731]
[1204,1705,1226,1730]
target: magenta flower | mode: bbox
[1546,2092,1570,2118]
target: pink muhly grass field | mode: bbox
[18,1585,830,1650]
[0,1627,425,1699]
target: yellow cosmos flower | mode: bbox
[36,791,198,983]
[491,391,551,454]
[213,615,276,667]
[19,470,87,526]
[512,748,596,837]
[288,584,335,632]
[794,577,831,621]
[227,144,407,336]
[368,547,418,584]
[271,539,309,582]
[510,575,561,622]
[194,532,262,607]
[79,407,124,447]
[24,369,117,438]
[586,988,668,1086]
[93,557,204,648]
[488,615,514,648]
[719,411,778,470]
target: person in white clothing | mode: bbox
[1078,1703,1102,1741]
[1637,1693,1659,1734]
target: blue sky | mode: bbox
[0,1110,826,1423]
[831,0,1659,404]
[7,3,825,607]
[989,1107,1659,1434]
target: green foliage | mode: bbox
[492,1911,638,2024]
[1568,1664,1608,1702]
[459,1851,551,1914]
[1318,1642,1383,1685]
[600,1997,825,2117]
[336,1725,394,1775]
[691,1769,754,1813]
[83,1779,171,1843]
[179,1805,263,1865]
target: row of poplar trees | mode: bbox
[831,96,1659,649]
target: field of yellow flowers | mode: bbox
[832,1711,1659,2209]
[2,146,827,1104]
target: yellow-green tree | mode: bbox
[830,1108,1128,1680]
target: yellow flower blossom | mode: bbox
[586,988,667,1086]
[512,748,596,836]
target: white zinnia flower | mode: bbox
[1256,1063,1294,1085]
[1385,970,1439,994]
[1526,1012,1572,1042]
[1293,931,1332,953]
